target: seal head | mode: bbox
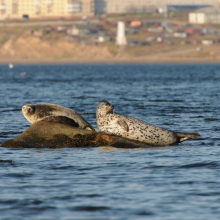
[22,104,46,123]
[96,101,114,118]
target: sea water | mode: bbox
[0,63,219,219]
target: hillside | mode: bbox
[1,19,220,63]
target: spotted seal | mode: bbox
[96,101,200,146]
[22,103,95,131]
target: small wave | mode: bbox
[28,206,56,211]
[149,99,183,103]
[136,211,154,216]
[0,199,18,205]
[176,181,194,185]
[71,96,84,99]
[5,173,33,178]
[52,195,72,200]
[190,115,204,119]
[1,108,21,112]
[72,193,102,198]
[204,118,219,121]
[73,205,110,211]
[0,131,21,137]
[142,165,166,170]
[192,192,220,197]
[0,159,16,167]
[51,165,75,170]
[0,159,14,163]
[178,161,219,169]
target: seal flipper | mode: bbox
[175,132,201,143]
[117,120,129,132]
[85,126,98,132]
[85,127,93,131]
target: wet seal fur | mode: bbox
[96,101,201,146]
[22,103,95,131]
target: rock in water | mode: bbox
[1,120,156,148]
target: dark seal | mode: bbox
[22,103,95,131]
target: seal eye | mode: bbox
[28,107,32,113]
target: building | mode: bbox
[1,0,220,19]
[94,0,106,14]
[0,0,94,20]
[189,7,220,24]
[116,21,127,46]
[94,0,220,14]
[105,0,156,14]
[156,0,220,11]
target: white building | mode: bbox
[105,0,156,14]
[189,7,220,24]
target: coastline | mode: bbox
[1,56,220,65]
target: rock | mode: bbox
[1,121,155,149]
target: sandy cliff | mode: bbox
[0,32,113,61]
[1,31,220,63]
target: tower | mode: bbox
[116,21,127,47]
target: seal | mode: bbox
[22,103,95,131]
[96,101,201,146]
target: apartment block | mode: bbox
[0,0,94,20]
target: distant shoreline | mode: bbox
[1,57,220,65]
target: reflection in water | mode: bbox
[99,145,175,152]
[99,146,120,152]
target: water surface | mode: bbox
[0,63,219,219]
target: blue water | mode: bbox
[0,63,220,219]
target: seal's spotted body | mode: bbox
[22,103,95,131]
[96,101,200,146]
